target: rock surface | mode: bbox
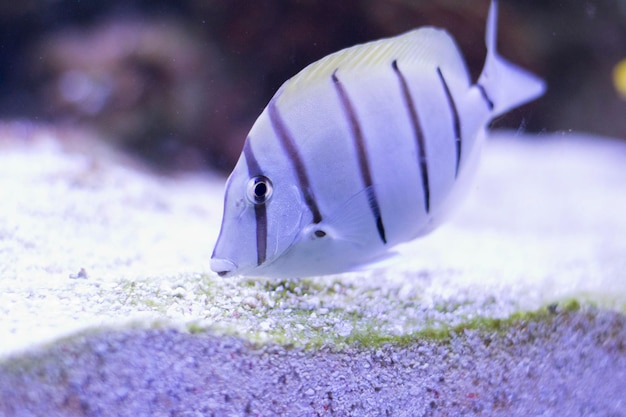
[1,309,625,417]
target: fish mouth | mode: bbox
[210,257,238,277]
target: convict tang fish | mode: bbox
[211,0,545,278]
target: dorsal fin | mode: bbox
[276,27,467,106]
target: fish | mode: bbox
[614,58,626,99]
[211,0,545,278]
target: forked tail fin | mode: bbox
[477,0,545,117]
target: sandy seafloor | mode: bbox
[0,125,624,416]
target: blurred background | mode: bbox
[0,0,624,172]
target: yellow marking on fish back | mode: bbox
[276,27,466,106]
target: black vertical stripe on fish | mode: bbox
[392,59,431,213]
[477,83,494,110]
[268,100,323,224]
[243,140,268,266]
[331,69,387,244]
[436,67,462,177]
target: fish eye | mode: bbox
[246,175,273,204]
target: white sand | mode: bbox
[0,125,625,357]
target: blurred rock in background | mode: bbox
[0,0,624,172]
[30,18,224,170]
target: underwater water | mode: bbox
[0,0,624,171]
[0,1,625,416]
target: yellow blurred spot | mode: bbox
[613,59,626,99]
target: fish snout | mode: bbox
[210,257,237,277]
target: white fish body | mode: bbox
[211,0,545,278]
